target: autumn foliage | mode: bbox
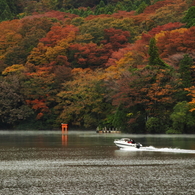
[1,0,195,133]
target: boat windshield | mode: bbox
[121,138,131,141]
[121,138,136,143]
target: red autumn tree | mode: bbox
[68,42,112,69]
[102,28,130,51]
[40,25,79,47]
[23,66,55,119]
[156,27,195,58]
[148,22,185,36]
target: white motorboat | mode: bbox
[114,138,142,149]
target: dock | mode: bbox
[96,127,121,133]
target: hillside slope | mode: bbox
[0,0,195,133]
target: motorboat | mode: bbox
[114,138,142,149]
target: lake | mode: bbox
[0,131,195,195]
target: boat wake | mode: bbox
[121,146,195,154]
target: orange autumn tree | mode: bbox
[3,17,53,66]
[0,20,22,57]
[185,86,195,112]
[27,25,77,66]
[0,20,22,72]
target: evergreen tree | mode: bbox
[136,2,147,14]
[179,54,193,88]
[0,0,13,21]
[0,0,7,11]
[99,0,106,7]
[182,6,195,28]
[95,1,106,15]
[174,54,193,102]
[124,0,134,12]
[148,38,168,68]
[144,0,151,6]
[105,4,114,14]
[7,0,16,14]
[94,4,100,14]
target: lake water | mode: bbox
[0,131,195,195]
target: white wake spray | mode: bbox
[121,146,195,154]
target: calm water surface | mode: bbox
[0,131,195,195]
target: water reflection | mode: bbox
[61,134,68,146]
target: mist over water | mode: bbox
[0,131,195,195]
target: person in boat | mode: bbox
[128,139,135,144]
[131,139,135,143]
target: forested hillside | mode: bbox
[1,0,195,133]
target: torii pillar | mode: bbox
[61,123,68,133]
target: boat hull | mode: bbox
[114,140,142,149]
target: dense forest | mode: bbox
[1,0,195,133]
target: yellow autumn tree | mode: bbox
[55,68,112,127]
[27,43,48,65]
[2,64,26,76]
[0,20,22,58]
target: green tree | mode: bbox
[99,0,106,7]
[136,2,147,14]
[7,0,16,13]
[179,54,193,88]
[146,117,166,133]
[182,6,195,28]
[169,101,195,134]
[103,105,128,130]
[174,54,193,102]
[105,4,115,14]
[148,38,169,68]
[0,0,13,21]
